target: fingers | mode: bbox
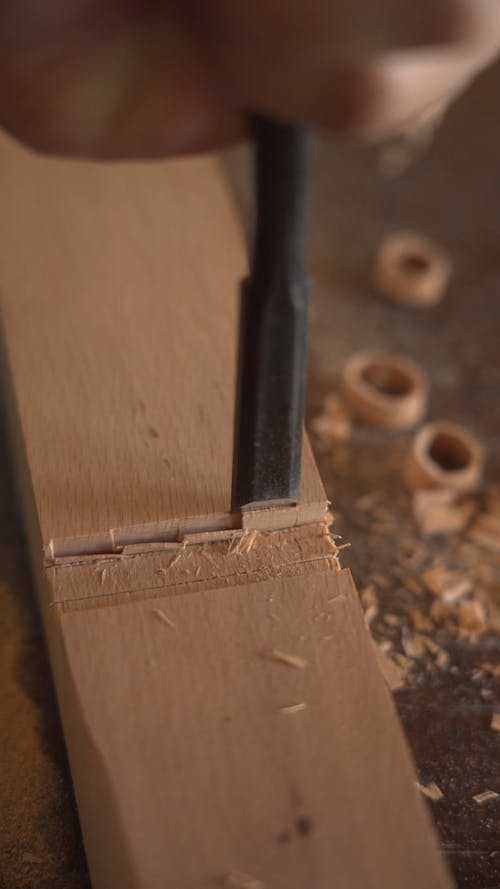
[0,5,246,157]
[192,0,500,136]
[1,0,500,158]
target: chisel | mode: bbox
[231,117,313,510]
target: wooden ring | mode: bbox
[404,421,483,492]
[374,231,451,307]
[342,351,428,430]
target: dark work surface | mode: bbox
[2,59,500,889]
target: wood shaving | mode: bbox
[416,782,444,801]
[435,649,451,671]
[242,530,259,553]
[490,713,500,732]
[456,600,486,634]
[468,512,500,552]
[310,407,351,447]
[409,608,434,632]
[279,702,307,715]
[402,632,427,659]
[153,609,176,629]
[354,490,383,512]
[223,872,264,889]
[371,573,390,590]
[100,568,107,585]
[372,522,395,535]
[412,488,472,537]
[399,574,424,597]
[394,653,412,670]
[422,567,472,604]
[360,585,378,609]
[384,614,400,627]
[268,649,307,670]
[168,551,182,569]
[472,790,499,805]
[364,605,379,628]
[487,486,500,516]
[374,644,404,691]
[429,599,452,625]
[228,534,244,555]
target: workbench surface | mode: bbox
[1,59,500,889]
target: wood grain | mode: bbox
[47,566,451,889]
[0,134,452,889]
[0,133,326,558]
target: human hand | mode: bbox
[1,0,500,158]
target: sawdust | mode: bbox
[0,554,89,889]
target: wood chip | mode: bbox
[153,609,176,629]
[223,872,264,889]
[456,600,486,634]
[409,608,434,633]
[420,636,440,656]
[394,653,413,670]
[374,644,405,691]
[468,513,500,552]
[416,782,444,801]
[364,605,379,628]
[422,567,472,604]
[490,713,500,732]
[310,410,351,447]
[360,585,379,627]
[240,530,258,553]
[402,632,427,660]
[400,575,424,597]
[354,490,383,512]
[472,790,499,805]
[435,648,451,671]
[429,599,453,626]
[279,702,307,715]
[168,551,182,569]
[384,614,400,627]
[360,585,378,609]
[412,489,471,537]
[487,486,500,516]
[268,649,307,670]
[371,572,391,590]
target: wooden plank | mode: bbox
[0,133,326,559]
[46,563,451,889]
[0,135,451,889]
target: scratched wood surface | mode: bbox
[0,133,326,560]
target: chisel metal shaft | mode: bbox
[231,117,312,510]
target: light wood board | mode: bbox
[0,133,326,560]
[0,134,452,889]
[46,563,451,889]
